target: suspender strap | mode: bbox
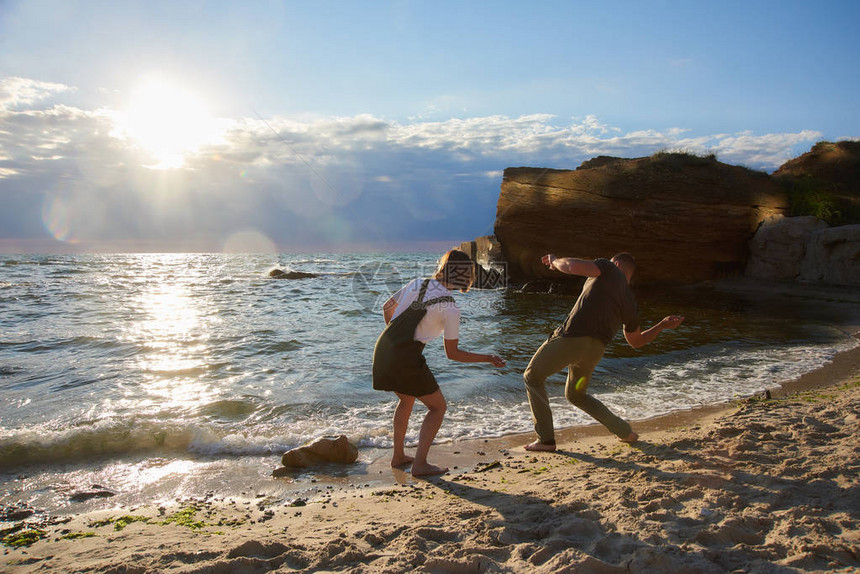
[410,279,430,309]
[410,279,455,310]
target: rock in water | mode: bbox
[269,269,319,279]
[279,434,358,469]
[69,489,116,502]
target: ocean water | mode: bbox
[1,253,857,511]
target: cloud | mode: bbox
[0,75,827,251]
[707,130,824,167]
[0,77,74,111]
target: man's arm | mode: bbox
[542,254,601,277]
[624,315,685,348]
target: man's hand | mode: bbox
[541,253,557,268]
[660,315,685,329]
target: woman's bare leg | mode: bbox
[391,392,416,467]
[411,389,448,476]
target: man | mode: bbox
[523,252,684,451]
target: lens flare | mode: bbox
[41,195,74,242]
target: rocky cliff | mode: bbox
[493,153,788,285]
[773,140,860,225]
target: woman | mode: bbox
[372,250,506,476]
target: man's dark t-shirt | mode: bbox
[558,258,640,346]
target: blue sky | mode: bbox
[1,0,858,252]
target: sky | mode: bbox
[1,0,859,253]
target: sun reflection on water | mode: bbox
[126,275,217,410]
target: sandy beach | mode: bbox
[3,337,859,573]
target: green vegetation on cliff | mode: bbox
[649,150,720,170]
[780,175,844,224]
[647,144,860,225]
[774,141,860,225]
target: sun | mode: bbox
[119,78,224,169]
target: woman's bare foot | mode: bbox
[391,454,414,467]
[524,440,557,452]
[411,462,448,476]
[619,432,639,443]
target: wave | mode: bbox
[0,366,26,384]
[3,340,852,470]
[0,416,297,469]
[0,336,132,355]
[283,258,338,265]
[194,399,259,418]
[0,396,407,469]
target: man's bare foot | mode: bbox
[619,432,639,444]
[411,462,448,476]
[524,440,557,452]
[391,454,414,468]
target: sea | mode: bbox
[1,252,858,514]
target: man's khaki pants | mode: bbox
[524,335,632,443]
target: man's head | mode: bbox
[611,252,636,282]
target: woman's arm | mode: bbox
[382,297,398,325]
[443,339,506,367]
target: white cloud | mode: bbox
[0,75,832,249]
[708,130,823,168]
[0,77,74,111]
[204,110,820,173]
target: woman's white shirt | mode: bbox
[390,278,460,343]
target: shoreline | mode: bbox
[358,277,860,485]
[3,335,859,572]
[3,278,860,572]
[4,363,858,572]
[3,321,855,522]
[369,327,860,483]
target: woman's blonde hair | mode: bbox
[434,249,475,292]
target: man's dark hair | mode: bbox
[611,252,636,274]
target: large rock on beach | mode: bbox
[494,153,788,285]
[798,224,860,285]
[277,434,358,471]
[746,215,827,280]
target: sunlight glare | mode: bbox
[128,276,217,409]
[120,78,225,169]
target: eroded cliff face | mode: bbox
[493,154,788,285]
